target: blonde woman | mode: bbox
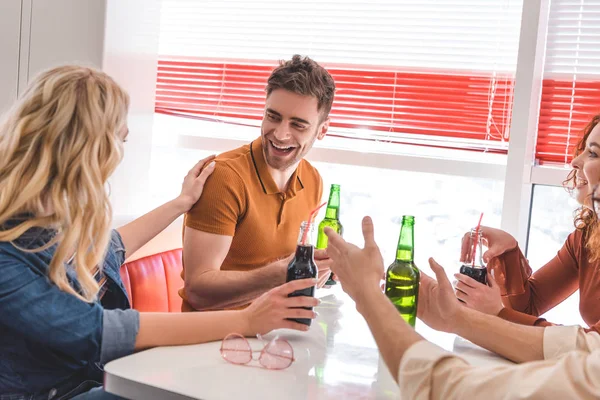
[0,66,317,400]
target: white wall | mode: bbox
[103,0,161,220]
[103,0,169,260]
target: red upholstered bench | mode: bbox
[119,248,184,312]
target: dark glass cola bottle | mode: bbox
[286,221,317,326]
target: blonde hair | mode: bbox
[0,65,129,302]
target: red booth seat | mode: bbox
[119,248,183,312]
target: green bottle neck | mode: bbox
[324,186,341,220]
[324,206,339,220]
[395,223,414,262]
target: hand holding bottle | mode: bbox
[460,226,518,264]
[244,278,320,334]
[453,270,504,315]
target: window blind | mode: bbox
[537,0,600,165]
[156,0,523,153]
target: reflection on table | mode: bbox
[105,285,513,399]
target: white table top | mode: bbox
[105,286,514,399]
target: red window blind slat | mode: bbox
[155,58,514,152]
[535,0,600,165]
[536,90,600,163]
[536,83,600,165]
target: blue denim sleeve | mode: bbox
[0,254,103,364]
[99,231,139,363]
[107,230,126,268]
[0,250,139,366]
[100,308,140,364]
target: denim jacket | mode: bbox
[0,223,139,400]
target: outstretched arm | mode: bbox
[135,278,319,350]
[117,155,215,256]
[418,260,545,363]
[324,217,424,380]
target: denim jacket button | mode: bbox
[48,388,58,399]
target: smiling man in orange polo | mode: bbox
[180,55,336,311]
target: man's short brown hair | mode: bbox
[265,55,336,121]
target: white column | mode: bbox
[500,0,550,249]
[0,0,23,113]
[20,0,107,90]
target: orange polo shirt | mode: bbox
[180,138,323,311]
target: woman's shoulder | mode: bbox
[102,230,126,273]
[0,238,54,276]
[564,228,585,249]
[560,228,590,265]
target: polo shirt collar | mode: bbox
[250,138,304,196]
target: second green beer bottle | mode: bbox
[385,215,420,327]
[316,184,343,287]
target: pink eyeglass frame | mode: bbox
[219,333,295,370]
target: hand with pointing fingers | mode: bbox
[417,258,464,333]
[324,216,384,303]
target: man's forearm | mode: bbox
[453,307,544,363]
[186,262,285,310]
[356,287,424,383]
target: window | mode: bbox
[313,161,503,269]
[526,1,600,326]
[144,1,600,331]
[527,184,585,326]
[156,0,523,154]
[148,137,504,268]
[536,0,600,165]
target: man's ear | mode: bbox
[317,117,329,140]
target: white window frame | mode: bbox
[501,0,552,251]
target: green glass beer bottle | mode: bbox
[385,215,420,327]
[316,184,343,286]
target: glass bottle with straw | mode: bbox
[286,202,327,327]
[459,213,487,285]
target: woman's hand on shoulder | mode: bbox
[176,155,216,212]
